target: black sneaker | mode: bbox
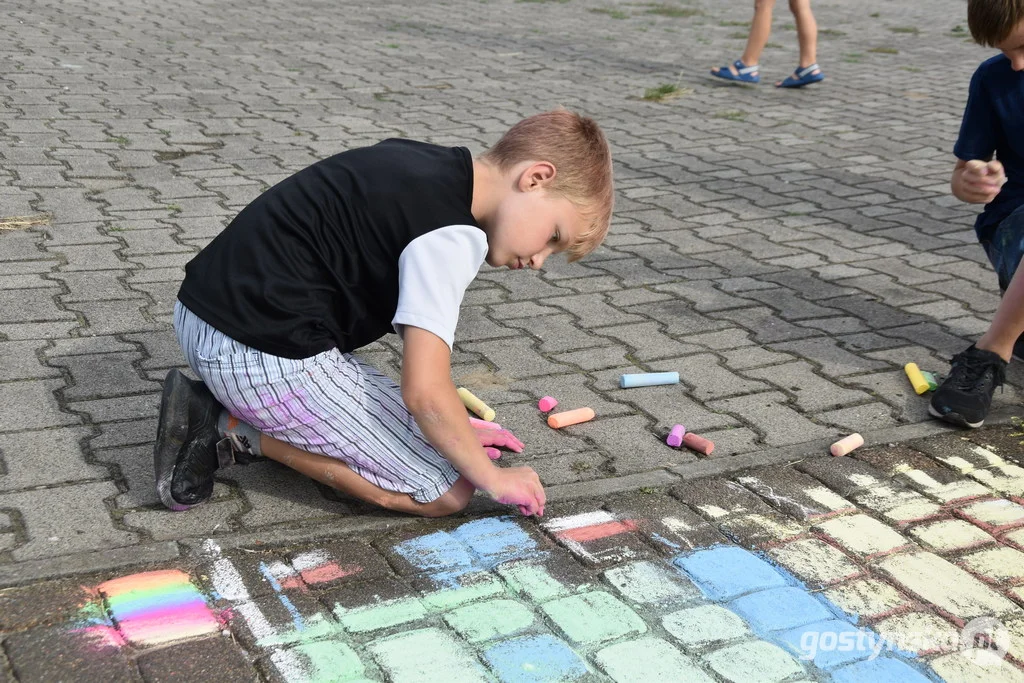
[1014,334,1024,363]
[154,369,223,510]
[928,346,1007,429]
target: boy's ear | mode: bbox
[517,161,556,191]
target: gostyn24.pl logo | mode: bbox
[798,617,1009,666]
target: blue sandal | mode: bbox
[777,63,825,88]
[711,59,760,84]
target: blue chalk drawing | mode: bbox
[482,634,591,683]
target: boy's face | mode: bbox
[486,165,584,270]
[996,20,1024,70]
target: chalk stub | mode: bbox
[538,396,559,412]
[921,370,938,392]
[457,387,496,422]
[548,407,595,429]
[667,424,686,447]
[830,433,864,457]
[620,371,680,389]
[904,363,930,395]
[469,416,502,430]
[681,432,714,455]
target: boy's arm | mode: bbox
[951,157,1006,204]
[400,325,545,516]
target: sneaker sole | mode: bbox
[154,369,196,511]
[928,403,984,429]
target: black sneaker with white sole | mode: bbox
[154,369,223,510]
[928,345,1007,429]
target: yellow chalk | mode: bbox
[457,387,495,422]
[904,363,930,395]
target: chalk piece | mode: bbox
[681,432,714,455]
[667,424,686,447]
[457,387,496,422]
[830,433,864,457]
[547,407,595,429]
[620,372,680,389]
[921,370,938,392]
[903,363,930,395]
[469,416,502,430]
[538,396,559,412]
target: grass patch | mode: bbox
[820,28,845,37]
[713,110,746,121]
[843,52,864,63]
[106,136,130,146]
[950,24,966,34]
[719,20,748,27]
[166,204,182,214]
[642,83,690,101]
[0,213,51,231]
[516,0,570,3]
[868,46,899,54]
[781,22,795,30]
[870,12,880,18]
[643,4,701,18]
[765,41,783,49]
[570,461,592,473]
[889,26,919,34]
[590,7,629,18]
[727,31,749,39]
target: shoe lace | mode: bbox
[949,350,1006,392]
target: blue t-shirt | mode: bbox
[954,55,1024,242]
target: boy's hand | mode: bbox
[472,424,525,460]
[956,159,1006,204]
[485,466,545,516]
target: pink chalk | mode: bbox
[682,432,714,455]
[830,433,864,457]
[469,416,502,430]
[538,396,558,412]
[666,424,686,447]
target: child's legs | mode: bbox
[788,0,818,67]
[742,0,776,66]
[978,208,1024,360]
[173,302,469,515]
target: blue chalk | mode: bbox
[620,372,679,389]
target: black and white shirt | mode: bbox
[177,139,487,359]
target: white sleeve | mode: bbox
[392,224,488,351]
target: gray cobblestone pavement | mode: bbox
[3,0,1024,597]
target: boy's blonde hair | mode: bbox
[968,0,1024,46]
[482,109,614,262]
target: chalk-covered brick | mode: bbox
[496,552,594,604]
[542,591,647,646]
[716,512,805,549]
[443,599,535,643]
[735,468,856,521]
[603,560,703,610]
[367,627,489,682]
[776,620,877,670]
[908,519,994,553]
[482,634,590,682]
[674,547,790,601]
[823,579,913,622]
[662,604,751,651]
[929,651,1024,683]
[897,467,990,504]
[703,640,805,682]
[814,515,911,559]
[268,639,364,683]
[850,485,941,526]
[876,552,1017,620]
[595,637,713,683]
[959,547,1024,585]
[768,538,862,587]
[873,612,959,655]
[931,445,1024,497]
[957,499,1024,534]
[729,587,836,633]
[830,658,933,683]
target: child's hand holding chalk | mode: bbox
[485,466,545,517]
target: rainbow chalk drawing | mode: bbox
[97,570,221,646]
[903,363,930,395]
[667,424,686,447]
[457,387,496,422]
[619,371,679,389]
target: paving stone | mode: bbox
[326,577,426,634]
[52,351,160,400]
[0,426,107,491]
[674,546,790,602]
[0,340,61,382]
[734,467,856,521]
[604,491,729,554]
[0,579,97,631]
[541,510,654,569]
[496,553,594,604]
[796,456,891,498]
[4,624,137,683]
[875,551,1018,621]
[594,637,713,683]
[703,640,805,683]
[767,538,862,588]
[830,658,934,683]
[136,635,257,682]
[414,571,507,612]
[872,612,960,656]
[603,560,703,611]
[367,627,489,682]
[542,591,647,646]
[909,519,995,553]
[822,578,914,623]
[707,392,836,447]
[662,603,751,651]
[956,498,1024,534]
[263,638,367,683]
[958,547,1024,586]
[849,483,943,526]
[231,590,340,650]
[443,598,536,643]
[0,379,81,432]
[929,651,1024,683]
[813,515,911,559]
[285,541,394,590]
[481,634,590,683]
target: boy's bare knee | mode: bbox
[418,479,474,518]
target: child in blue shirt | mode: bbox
[930,0,1024,428]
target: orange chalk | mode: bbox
[682,432,714,455]
[547,407,595,429]
[830,433,864,457]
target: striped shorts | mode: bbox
[172,301,460,503]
